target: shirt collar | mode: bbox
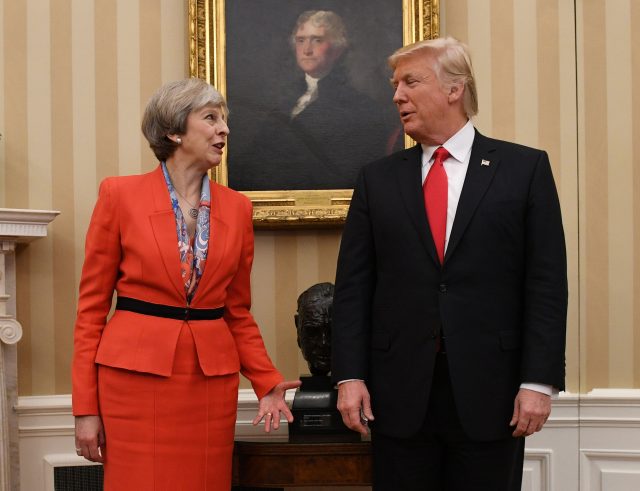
[304,73,320,90]
[421,120,475,163]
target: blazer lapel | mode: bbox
[397,145,441,267]
[148,166,186,299]
[445,131,499,263]
[191,182,229,299]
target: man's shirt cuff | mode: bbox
[337,379,364,385]
[520,382,558,397]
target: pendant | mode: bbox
[189,208,198,219]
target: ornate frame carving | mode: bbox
[189,0,439,228]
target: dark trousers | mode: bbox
[371,353,525,491]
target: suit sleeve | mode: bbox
[72,178,121,415]
[224,198,283,399]
[331,169,376,385]
[521,151,568,390]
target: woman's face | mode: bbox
[177,105,229,169]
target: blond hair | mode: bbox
[389,37,478,117]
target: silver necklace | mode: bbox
[174,188,199,219]
[166,166,199,219]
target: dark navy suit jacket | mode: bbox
[331,130,567,441]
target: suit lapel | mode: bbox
[397,145,441,267]
[148,166,186,299]
[445,131,499,263]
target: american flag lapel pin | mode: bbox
[481,159,490,166]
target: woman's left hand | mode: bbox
[253,379,302,432]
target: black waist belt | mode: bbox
[116,296,224,321]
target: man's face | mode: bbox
[391,54,452,145]
[294,22,341,78]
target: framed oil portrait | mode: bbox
[189,0,439,228]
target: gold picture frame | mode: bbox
[188,0,439,228]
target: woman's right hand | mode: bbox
[75,415,105,463]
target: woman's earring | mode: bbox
[176,137,182,145]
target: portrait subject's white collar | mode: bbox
[304,73,320,91]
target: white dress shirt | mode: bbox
[421,120,475,254]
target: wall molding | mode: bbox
[15,389,640,490]
[581,449,640,491]
[0,209,60,243]
[522,448,552,491]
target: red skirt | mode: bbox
[98,324,239,491]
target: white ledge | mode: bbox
[585,388,640,398]
[14,394,73,415]
[0,208,60,242]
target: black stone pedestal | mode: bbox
[288,375,360,443]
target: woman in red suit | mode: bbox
[72,78,300,490]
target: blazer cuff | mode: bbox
[251,372,285,400]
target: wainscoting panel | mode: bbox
[581,450,640,491]
[521,449,552,491]
[16,389,640,491]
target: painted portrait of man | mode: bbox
[226,2,403,191]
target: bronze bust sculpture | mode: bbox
[290,282,358,442]
[295,282,334,376]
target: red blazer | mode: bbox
[72,166,283,415]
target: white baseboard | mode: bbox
[16,389,640,491]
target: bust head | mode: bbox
[295,282,334,376]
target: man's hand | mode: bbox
[510,388,551,437]
[337,380,374,436]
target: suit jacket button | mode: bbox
[439,283,447,293]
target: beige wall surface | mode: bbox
[0,0,637,396]
[1,0,189,394]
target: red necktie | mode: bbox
[424,147,450,264]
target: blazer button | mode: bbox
[439,283,447,293]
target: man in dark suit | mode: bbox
[331,37,567,490]
[229,10,396,191]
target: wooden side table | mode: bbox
[232,439,372,489]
